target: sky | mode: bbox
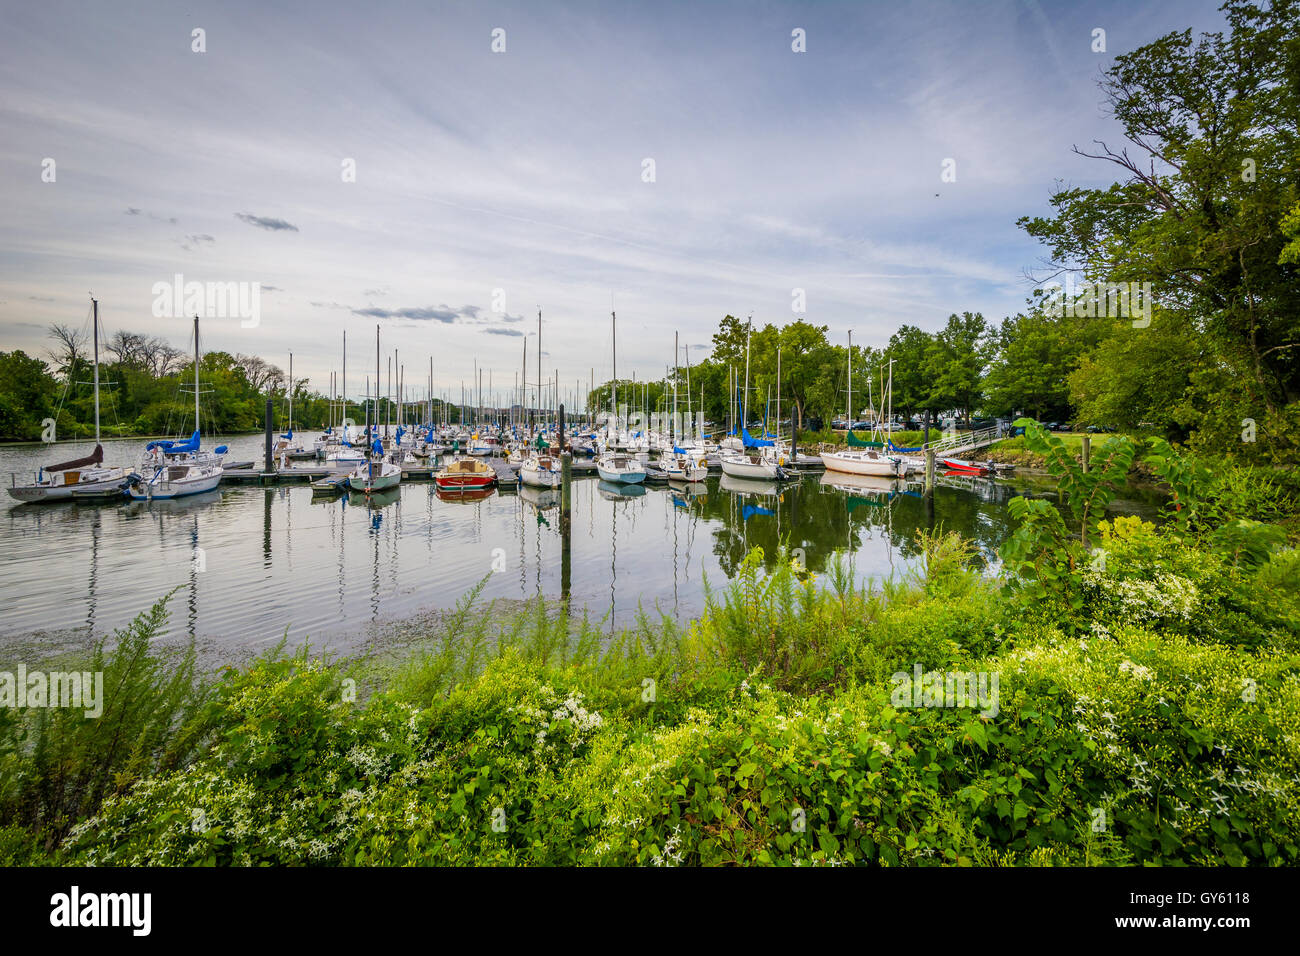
[0,0,1229,410]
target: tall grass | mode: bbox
[0,594,211,854]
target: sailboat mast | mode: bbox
[342,331,347,432]
[91,297,101,445]
[846,330,853,425]
[193,315,200,434]
[288,352,293,433]
[684,341,692,439]
[611,309,617,435]
[776,345,781,441]
[375,324,380,444]
[537,308,542,432]
[673,331,678,443]
[742,316,752,429]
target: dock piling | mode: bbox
[263,398,274,481]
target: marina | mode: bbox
[0,428,1139,653]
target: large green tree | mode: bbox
[1018,0,1300,459]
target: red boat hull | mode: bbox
[940,458,991,475]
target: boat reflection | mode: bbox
[121,489,223,515]
[719,473,782,498]
[435,485,496,504]
[597,480,646,500]
[519,485,559,510]
[818,471,901,496]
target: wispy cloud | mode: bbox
[351,304,482,323]
[235,213,299,232]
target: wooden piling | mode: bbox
[1081,434,1091,474]
[263,398,274,481]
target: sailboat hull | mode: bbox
[127,470,222,500]
[595,467,645,483]
[519,467,561,488]
[821,451,904,477]
[8,471,135,503]
[719,455,784,480]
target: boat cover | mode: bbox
[146,430,200,454]
[741,428,774,448]
[44,443,104,472]
[847,431,884,448]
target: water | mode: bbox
[0,433,1164,656]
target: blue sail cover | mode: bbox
[741,428,774,448]
[888,441,924,453]
[426,428,436,442]
[371,439,383,456]
[396,426,405,442]
[280,429,293,440]
[147,430,200,454]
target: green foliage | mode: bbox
[0,594,209,853]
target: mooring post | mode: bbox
[264,398,274,478]
[1081,434,1091,474]
[924,448,935,498]
[558,403,573,601]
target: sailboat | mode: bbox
[347,326,402,494]
[128,316,228,500]
[596,307,646,484]
[821,331,904,479]
[519,452,562,488]
[719,318,791,481]
[660,331,708,483]
[8,297,138,502]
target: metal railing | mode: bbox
[896,425,1004,457]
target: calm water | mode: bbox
[0,433,1162,654]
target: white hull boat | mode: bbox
[661,453,708,483]
[519,454,561,488]
[821,449,905,478]
[347,458,402,494]
[719,452,789,481]
[595,452,646,484]
[129,440,226,500]
[8,444,135,503]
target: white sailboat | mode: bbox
[822,330,905,479]
[519,453,561,488]
[596,307,647,484]
[128,316,227,500]
[662,452,708,483]
[718,317,792,481]
[7,297,138,502]
[347,325,403,495]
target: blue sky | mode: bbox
[0,0,1228,408]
